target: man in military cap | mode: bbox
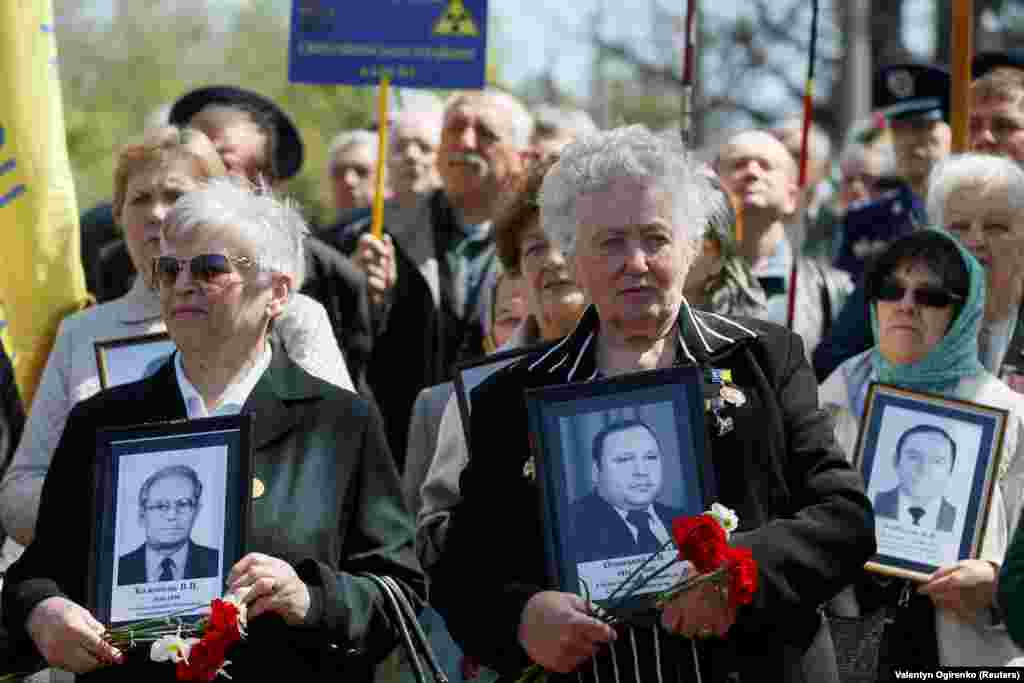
[813,64,952,381]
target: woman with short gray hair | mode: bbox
[928,153,1024,376]
[433,125,874,683]
[3,177,423,679]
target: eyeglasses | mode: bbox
[874,278,964,308]
[144,499,197,515]
[152,254,256,290]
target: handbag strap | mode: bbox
[361,573,430,683]
[379,575,449,683]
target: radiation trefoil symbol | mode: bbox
[433,0,480,37]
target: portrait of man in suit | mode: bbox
[117,464,219,585]
[571,419,684,563]
[874,424,958,532]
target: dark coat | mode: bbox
[116,541,220,586]
[79,201,122,297]
[873,487,957,532]
[570,492,682,564]
[323,190,495,470]
[93,237,375,399]
[431,304,876,683]
[2,347,424,681]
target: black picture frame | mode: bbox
[94,332,176,390]
[854,383,1008,581]
[453,345,536,444]
[89,415,252,628]
[525,366,714,615]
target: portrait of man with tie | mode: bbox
[117,463,220,585]
[570,419,685,564]
[873,424,958,532]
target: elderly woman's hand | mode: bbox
[228,553,311,626]
[353,233,397,308]
[518,591,617,673]
[919,559,999,622]
[660,579,737,639]
[26,596,123,673]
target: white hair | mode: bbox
[531,104,598,141]
[926,153,1024,229]
[390,109,442,148]
[540,125,723,257]
[445,89,534,150]
[163,176,308,289]
[326,129,377,174]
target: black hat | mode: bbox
[873,64,951,122]
[972,49,1024,79]
[169,86,304,180]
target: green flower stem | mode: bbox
[600,538,676,607]
[653,566,728,608]
[602,555,681,619]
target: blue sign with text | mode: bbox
[288,0,488,89]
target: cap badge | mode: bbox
[887,69,915,99]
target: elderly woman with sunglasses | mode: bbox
[2,178,423,680]
[0,127,354,558]
[819,229,1024,670]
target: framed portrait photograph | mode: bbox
[94,332,176,390]
[89,415,252,628]
[525,366,715,613]
[855,383,1009,581]
[453,345,535,443]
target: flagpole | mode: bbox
[680,0,697,146]
[785,0,819,331]
[950,0,973,153]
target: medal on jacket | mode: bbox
[252,477,265,499]
[522,457,536,482]
[720,385,746,407]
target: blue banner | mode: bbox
[288,0,488,89]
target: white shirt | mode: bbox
[174,344,272,419]
[613,504,671,546]
[146,542,189,583]
[895,491,945,530]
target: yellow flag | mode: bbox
[0,0,90,407]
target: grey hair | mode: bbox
[163,176,309,289]
[540,125,723,257]
[531,104,598,141]
[445,89,534,150]
[326,129,377,174]
[390,109,442,147]
[926,153,1024,229]
[839,139,895,178]
[138,464,202,509]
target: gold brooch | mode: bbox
[522,457,536,482]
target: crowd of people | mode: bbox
[5,46,1024,683]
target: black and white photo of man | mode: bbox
[874,424,958,532]
[570,419,684,562]
[117,464,219,585]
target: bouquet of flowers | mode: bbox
[105,589,249,681]
[516,504,757,683]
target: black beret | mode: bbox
[169,85,303,180]
[972,49,1024,79]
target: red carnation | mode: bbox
[175,635,229,682]
[207,599,242,644]
[671,515,728,574]
[725,546,758,608]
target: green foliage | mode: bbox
[54,0,382,227]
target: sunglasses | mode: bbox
[874,279,964,308]
[152,254,256,289]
